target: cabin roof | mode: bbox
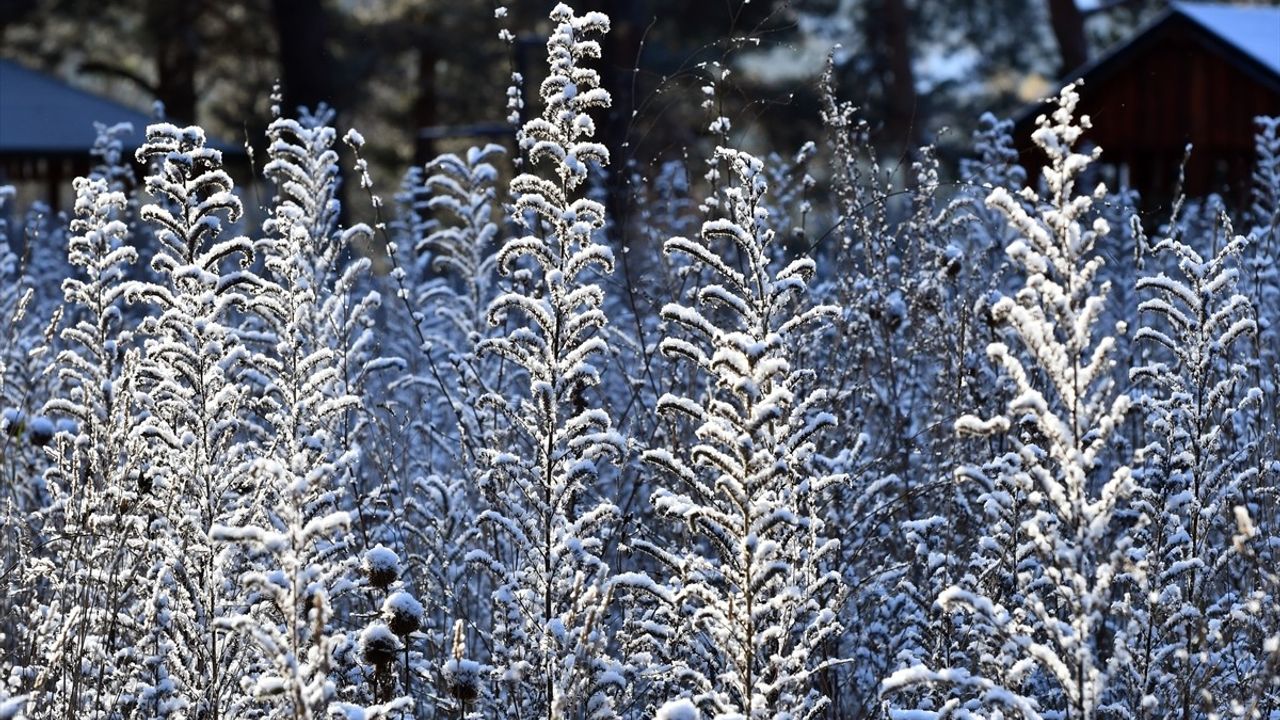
[1175,1,1280,77]
[1017,2,1280,125]
[0,59,242,156]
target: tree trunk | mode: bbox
[1047,0,1089,76]
[413,41,439,165]
[582,0,647,247]
[271,0,335,117]
[146,0,200,124]
[880,0,918,153]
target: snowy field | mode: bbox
[1,3,1278,719]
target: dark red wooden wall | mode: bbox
[1017,15,1280,209]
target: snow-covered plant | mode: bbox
[261,107,342,268]
[4,6,1280,719]
[257,106,385,427]
[207,106,381,719]
[814,59,1007,712]
[359,84,507,720]
[758,142,819,262]
[0,185,13,249]
[126,123,264,718]
[14,202,73,316]
[258,110,382,483]
[88,122,138,193]
[1250,118,1280,230]
[0,200,60,518]
[813,54,982,513]
[255,105,368,452]
[11,162,149,718]
[465,4,625,718]
[396,142,505,472]
[416,144,504,341]
[874,117,1033,693]
[43,173,137,487]
[961,113,1026,197]
[1245,117,1280,485]
[816,53,891,281]
[343,546,406,704]
[0,299,52,515]
[391,165,434,276]
[441,618,483,710]
[0,184,24,665]
[1127,211,1269,715]
[958,112,1026,273]
[210,482,350,719]
[886,84,1138,718]
[639,147,843,719]
[655,697,701,720]
[0,220,61,688]
[1224,504,1280,714]
[1248,117,1279,341]
[346,546,424,709]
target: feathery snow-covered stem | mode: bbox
[1130,209,1265,715]
[129,122,262,719]
[640,147,843,719]
[466,5,624,718]
[890,84,1136,719]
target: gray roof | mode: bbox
[0,59,241,156]
[1175,2,1280,76]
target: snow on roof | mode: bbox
[1016,2,1280,126]
[1173,2,1280,76]
[0,59,241,155]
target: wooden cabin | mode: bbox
[0,59,243,211]
[1015,2,1280,208]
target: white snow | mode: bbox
[1175,2,1280,76]
[0,696,27,720]
[342,128,365,148]
[359,623,401,654]
[381,590,424,635]
[655,699,700,720]
[363,545,399,575]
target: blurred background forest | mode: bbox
[0,0,1202,192]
